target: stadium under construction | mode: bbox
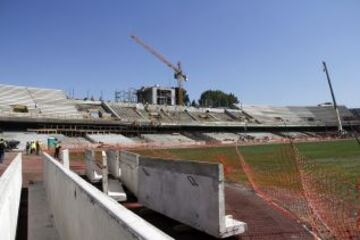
[1,82,360,240]
[1,83,359,140]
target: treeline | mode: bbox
[184,89,239,108]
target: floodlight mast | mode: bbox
[322,61,343,133]
[130,34,187,105]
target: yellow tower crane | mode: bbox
[130,34,188,105]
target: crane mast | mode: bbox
[322,61,344,134]
[130,34,187,105]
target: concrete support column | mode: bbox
[152,87,157,104]
[171,88,176,106]
[101,151,108,194]
[60,149,70,169]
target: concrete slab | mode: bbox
[119,151,140,196]
[42,152,174,240]
[106,150,121,179]
[108,179,127,202]
[28,182,60,240]
[138,156,247,238]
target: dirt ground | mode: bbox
[225,184,313,240]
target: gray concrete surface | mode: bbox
[119,151,140,196]
[42,152,173,240]
[28,182,60,240]
[84,149,102,182]
[106,150,121,179]
[108,179,127,202]
[0,153,22,240]
[138,156,247,238]
[87,133,135,145]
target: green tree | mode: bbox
[177,89,191,106]
[198,90,239,108]
[191,100,197,107]
[184,91,190,106]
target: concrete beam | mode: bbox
[119,151,140,196]
[42,152,174,240]
[108,179,127,202]
[0,154,22,240]
[84,149,102,182]
[106,150,121,179]
[106,150,140,196]
[138,156,247,238]
[101,151,108,194]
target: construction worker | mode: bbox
[54,141,61,159]
[35,140,41,155]
[25,141,30,155]
[30,141,36,154]
[0,139,7,164]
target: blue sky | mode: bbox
[0,0,359,106]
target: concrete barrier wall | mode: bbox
[84,149,102,182]
[42,152,173,240]
[119,151,140,196]
[106,150,121,179]
[138,156,246,238]
[0,154,22,240]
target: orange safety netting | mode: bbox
[235,141,360,240]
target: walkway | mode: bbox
[225,184,313,240]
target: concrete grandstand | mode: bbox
[1,83,359,149]
[0,84,82,119]
[1,84,359,132]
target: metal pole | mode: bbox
[322,61,343,133]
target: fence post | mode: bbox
[102,150,108,194]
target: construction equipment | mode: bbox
[130,34,187,105]
[322,61,344,134]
